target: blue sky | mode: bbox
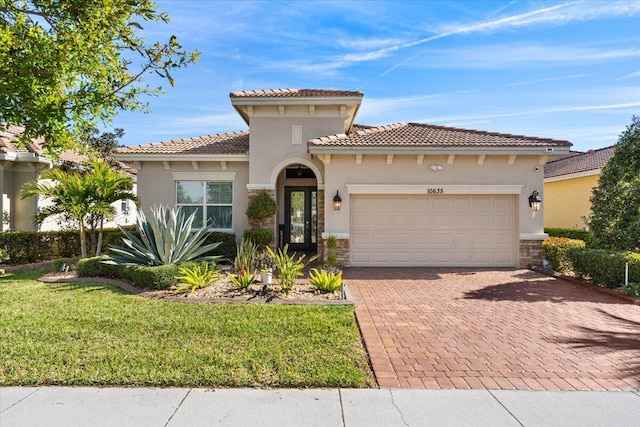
[112,0,640,152]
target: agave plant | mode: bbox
[105,205,221,266]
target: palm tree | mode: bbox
[86,160,138,256]
[20,159,138,258]
[21,168,93,257]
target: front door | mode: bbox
[284,186,317,252]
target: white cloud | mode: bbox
[500,74,590,87]
[618,71,640,80]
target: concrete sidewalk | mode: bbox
[2,387,640,426]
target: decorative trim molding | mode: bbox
[519,233,549,240]
[346,184,524,195]
[246,183,276,191]
[321,232,349,239]
[172,171,237,181]
[269,157,324,186]
[544,169,600,183]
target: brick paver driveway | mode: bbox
[344,268,640,391]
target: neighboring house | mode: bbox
[543,146,614,230]
[0,125,137,232]
[114,88,572,267]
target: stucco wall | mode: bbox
[135,161,250,241]
[12,170,39,232]
[544,174,599,229]
[248,114,340,185]
[322,154,546,237]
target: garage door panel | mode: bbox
[350,194,516,267]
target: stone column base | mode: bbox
[519,237,546,268]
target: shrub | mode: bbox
[620,282,640,297]
[121,264,181,290]
[267,244,318,296]
[568,248,640,288]
[202,232,236,263]
[76,256,121,278]
[542,237,585,273]
[308,268,342,293]
[173,263,221,294]
[243,228,273,247]
[234,238,257,273]
[245,190,277,227]
[545,228,599,248]
[105,205,221,266]
[228,270,256,289]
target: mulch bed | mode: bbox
[38,271,352,306]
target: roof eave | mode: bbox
[307,145,572,156]
[113,153,250,162]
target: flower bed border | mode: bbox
[532,267,640,306]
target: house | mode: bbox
[114,88,572,267]
[543,146,614,230]
[0,125,137,232]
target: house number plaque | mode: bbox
[426,188,444,194]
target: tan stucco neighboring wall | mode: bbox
[12,170,40,232]
[544,174,599,229]
[135,161,250,240]
[322,154,545,237]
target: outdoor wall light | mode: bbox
[528,190,542,211]
[429,164,443,172]
[333,190,342,211]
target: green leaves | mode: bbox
[19,159,138,258]
[308,268,343,293]
[174,263,221,294]
[106,205,222,266]
[589,116,640,251]
[0,0,199,153]
[267,244,318,296]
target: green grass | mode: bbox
[0,270,374,388]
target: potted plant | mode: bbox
[254,250,275,284]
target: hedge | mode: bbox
[243,228,273,247]
[567,248,640,288]
[542,237,585,273]
[201,232,237,263]
[76,257,217,290]
[0,228,235,266]
[545,228,599,248]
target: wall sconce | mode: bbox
[333,190,342,211]
[429,164,443,172]
[528,190,542,211]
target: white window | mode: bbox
[176,181,233,230]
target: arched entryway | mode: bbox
[271,158,324,255]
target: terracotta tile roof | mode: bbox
[114,131,250,155]
[0,125,44,155]
[544,146,614,178]
[230,88,363,98]
[308,122,572,148]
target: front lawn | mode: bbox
[0,270,374,388]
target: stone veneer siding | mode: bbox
[321,237,350,267]
[519,239,544,268]
[247,188,276,245]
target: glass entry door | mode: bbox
[284,187,317,252]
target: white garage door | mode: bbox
[350,195,516,267]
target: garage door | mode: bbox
[350,195,516,267]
